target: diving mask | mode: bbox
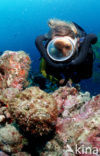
[47,36,78,62]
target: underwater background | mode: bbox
[0,0,100,95]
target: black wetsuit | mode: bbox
[35,23,97,83]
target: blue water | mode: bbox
[0,0,100,95]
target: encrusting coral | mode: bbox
[40,86,100,156]
[0,50,31,90]
[0,50,31,125]
[0,50,100,156]
[8,87,58,136]
[0,88,20,124]
[0,124,27,154]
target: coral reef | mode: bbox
[8,87,58,136]
[0,88,20,124]
[0,124,27,154]
[0,50,100,156]
[0,85,100,156]
[52,86,90,114]
[0,50,31,90]
[40,86,100,156]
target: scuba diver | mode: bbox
[35,19,97,85]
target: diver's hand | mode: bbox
[59,79,65,85]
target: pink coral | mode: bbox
[52,86,100,155]
[52,86,78,114]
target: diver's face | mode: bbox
[54,39,72,56]
[47,36,76,62]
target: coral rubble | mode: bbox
[8,87,58,136]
